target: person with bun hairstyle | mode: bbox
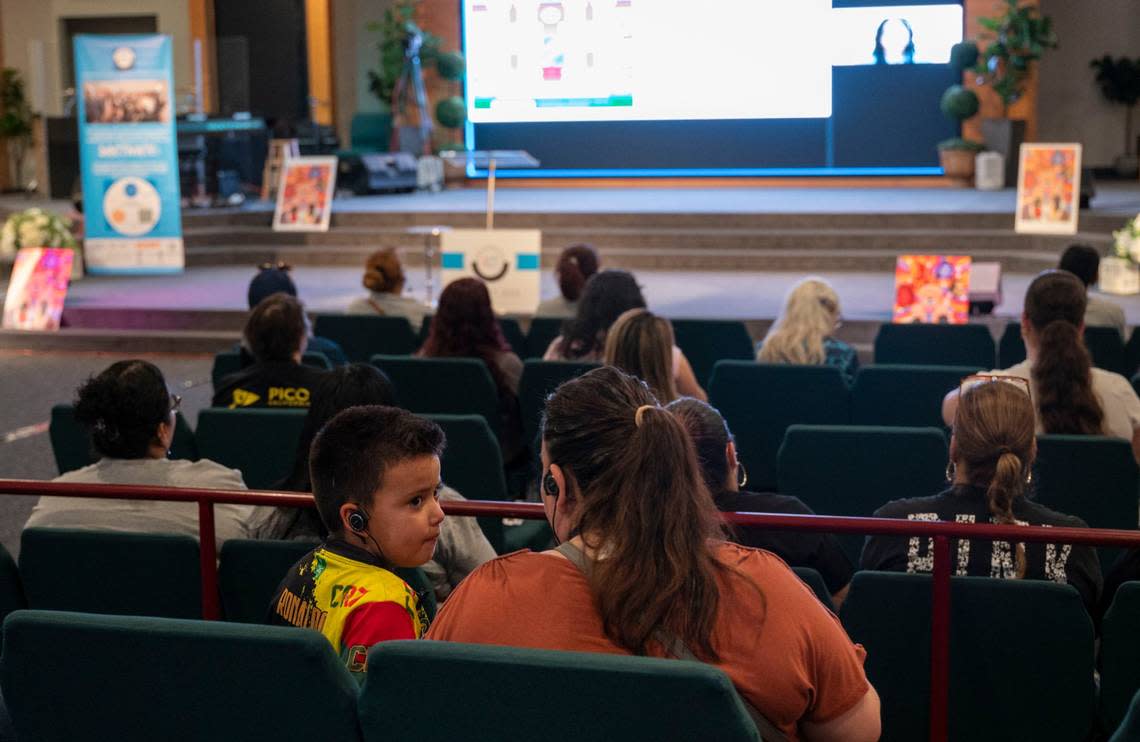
[428,367,880,741]
[26,360,275,547]
[535,243,599,318]
[869,377,1102,612]
[942,270,1140,459]
[347,247,429,332]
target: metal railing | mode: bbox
[5,479,1139,742]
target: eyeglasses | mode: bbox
[258,261,292,272]
[169,394,182,415]
[958,374,1032,402]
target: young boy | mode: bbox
[267,405,446,677]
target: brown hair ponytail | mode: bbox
[986,450,1027,578]
[1033,319,1105,434]
[541,366,727,659]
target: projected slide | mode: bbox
[465,0,833,123]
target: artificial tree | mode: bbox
[0,68,34,191]
[1090,55,1140,176]
[937,85,983,179]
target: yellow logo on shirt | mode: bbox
[268,387,310,406]
[230,389,260,408]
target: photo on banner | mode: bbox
[893,255,971,324]
[74,34,183,274]
[1,248,75,331]
[1015,143,1082,235]
[272,157,338,232]
[439,229,542,314]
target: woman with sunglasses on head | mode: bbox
[25,360,276,549]
[429,367,880,742]
[942,270,1140,460]
[866,377,1102,613]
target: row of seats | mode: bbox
[4,571,1140,740]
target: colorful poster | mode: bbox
[893,255,971,324]
[440,229,542,314]
[2,248,75,330]
[1015,144,1082,235]
[74,35,183,273]
[272,157,337,232]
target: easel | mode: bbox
[261,138,299,202]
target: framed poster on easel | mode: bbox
[1015,143,1082,235]
[272,156,337,232]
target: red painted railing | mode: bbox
[5,479,1139,742]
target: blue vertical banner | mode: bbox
[74,35,183,274]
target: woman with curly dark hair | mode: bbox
[535,243,599,318]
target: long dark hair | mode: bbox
[1025,270,1105,435]
[556,270,646,359]
[603,309,678,403]
[541,366,727,659]
[556,243,599,302]
[74,360,171,460]
[419,278,514,394]
[667,397,732,495]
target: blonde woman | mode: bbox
[757,277,859,383]
[603,309,680,404]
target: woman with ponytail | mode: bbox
[535,243,599,318]
[429,367,880,741]
[942,270,1140,459]
[867,378,1102,612]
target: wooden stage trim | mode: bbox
[481,176,970,190]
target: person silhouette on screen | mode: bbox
[873,18,915,65]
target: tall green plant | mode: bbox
[0,68,34,189]
[1090,56,1140,156]
[969,0,1058,117]
[366,0,442,112]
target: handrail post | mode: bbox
[929,534,951,742]
[198,500,220,620]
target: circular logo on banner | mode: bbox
[103,177,161,237]
[472,247,510,282]
[112,47,136,71]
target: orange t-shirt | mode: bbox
[427,542,869,741]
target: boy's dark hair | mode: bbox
[309,405,445,534]
[245,293,307,362]
[1058,245,1100,288]
[74,360,171,459]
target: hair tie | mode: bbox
[634,405,656,428]
[997,446,1013,456]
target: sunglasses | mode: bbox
[958,374,1032,402]
[258,261,292,272]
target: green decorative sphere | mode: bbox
[435,96,467,129]
[949,42,979,73]
[436,51,466,82]
[940,85,979,122]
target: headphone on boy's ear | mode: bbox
[348,508,368,533]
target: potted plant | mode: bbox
[0,68,35,192]
[1101,213,1140,295]
[1090,55,1140,178]
[0,207,81,279]
[938,85,983,180]
[959,0,1058,185]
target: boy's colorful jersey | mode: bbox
[267,539,429,676]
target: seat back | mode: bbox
[374,355,502,437]
[874,324,995,368]
[1102,583,1140,733]
[518,360,601,451]
[0,543,25,626]
[851,365,977,428]
[20,528,200,618]
[1086,325,1134,377]
[525,316,565,359]
[360,640,760,742]
[313,314,418,361]
[196,408,307,489]
[419,315,527,358]
[671,319,755,388]
[778,425,948,562]
[350,111,391,152]
[425,414,508,551]
[709,362,851,491]
[841,572,1095,742]
[0,610,360,742]
[997,322,1026,368]
[50,404,197,475]
[791,566,831,606]
[211,350,332,388]
[1033,435,1140,568]
[220,538,436,624]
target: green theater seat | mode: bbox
[851,365,978,429]
[0,610,360,742]
[708,361,851,492]
[671,319,755,388]
[50,403,197,475]
[313,314,418,362]
[1000,322,1134,377]
[0,543,25,626]
[791,566,831,607]
[841,572,1094,742]
[1103,583,1140,734]
[361,641,760,742]
[874,324,995,368]
[211,350,332,388]
[997,322,1026,368]
[518,360,600,452]
[20,528,201,619]
[196,407,307,490]
[1110,687,1140,742]
[778,425,948,562]
[418,315,527,358]
[525,317,565,359]
[374,355,501,438]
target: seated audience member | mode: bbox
[346,247,430,332]
[758,277,859,384]
[213,293,328,409]
[668,398,853,607]
[868,376,1102,613]
[545,270,706,400]
[267,406,445,678]
[428,368,880,741]
[418,277,525,460]
[245,263,347,365]
[535,243,599,318]
[1058,244,1126,337]
[942,270,1140,459]
[605,309,690,404]
[274,363,495,600]
[26,360,274,546]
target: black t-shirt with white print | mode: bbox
[860,485,1102,613]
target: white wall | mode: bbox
[1038,0,1140,167]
